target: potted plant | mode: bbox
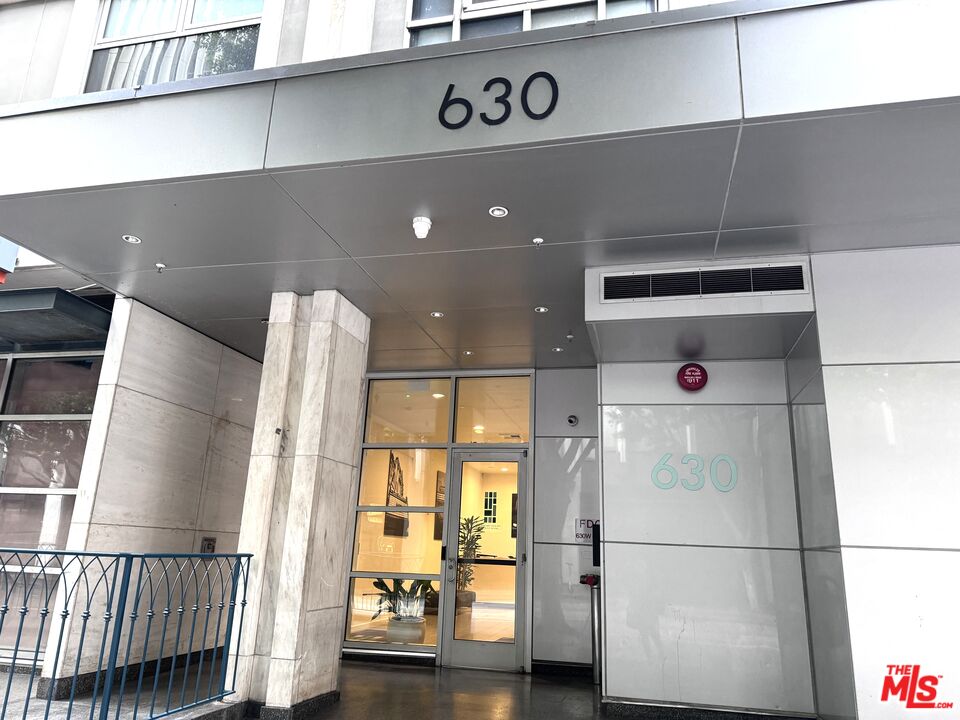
[456,515,485,612]
[372,578,435,644]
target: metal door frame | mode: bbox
[439,449,528,671]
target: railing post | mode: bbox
[218,558,243,696]
[99,554,134,720]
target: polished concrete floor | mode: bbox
[315,661,600,720]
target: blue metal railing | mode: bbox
[0,550,251,720]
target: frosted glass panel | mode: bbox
[604,543,814,713]
[531,4,596,30]
[602,405,799,548]
[605,0,654,19]
[192,0,264,24]
[104,0,179,39]
[411,25,452,47]
[824,364,960,549]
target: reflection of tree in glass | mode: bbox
[0,423,88,489]
[197,25,260,77]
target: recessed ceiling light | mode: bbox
[500,467,508,472]
[432,393,446,399]
[155,262,166,273]
[122,234,142,245]
[552,346,564,353]
[473,425,485,433]
[532,237,544,246]
[430,311,444,318]
[488,206,509,218]
[462,350,474,356]
[534,306,549,313]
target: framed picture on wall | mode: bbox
[433,470,446,540]
[384,450,409,537]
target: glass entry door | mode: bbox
[440,451,526,670]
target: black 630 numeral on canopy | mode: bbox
[438,71,559,130]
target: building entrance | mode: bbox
[440,451,526,671]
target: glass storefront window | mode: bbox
[364,379,451,444]
[352,512,443,575]
[346,577,439,647]
[0,421,89,490]
[4,357,102,414]
[358,449,448,508]
[454,376,530,444]
[0,495,75,550]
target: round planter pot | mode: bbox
[387,616,426,644]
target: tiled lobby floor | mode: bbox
[315,661,600,720]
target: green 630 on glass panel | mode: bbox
[651,453,737,492]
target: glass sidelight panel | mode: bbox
[352,512,443,575]
[357,448,447,508]
[454,376,530,444]
[346,577,440,646]
[452,461,518,645]
[365,379,451,444]
[4,357,102,414]
[0,495,75,550]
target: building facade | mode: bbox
[1,0,958,718]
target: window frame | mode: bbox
[0,350,103,504]
[93,0,263,51]
[406,0,666,47]
[344,368,534,658]
[0,350,105,554]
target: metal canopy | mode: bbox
[0,288,111,351]
[0,0,957,368]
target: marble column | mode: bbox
[233,290,369,718]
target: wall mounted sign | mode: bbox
[651,453,738,492]
[439,71,559,130]
[677,363,708,391]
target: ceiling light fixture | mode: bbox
[432,393,446,399]
[155,262,166,273]
[412,216,432,239]
[552,346,564,353]
[500,467,508,472]
[488,206,509,218]
[462,350,474,356]
[532,237,544,246]
[122,234,142,245]
[534,306,549,313]
[430,311,444,318]
[473,425,485,433]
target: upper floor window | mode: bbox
[408,0,734,48]
[85,0,263,93]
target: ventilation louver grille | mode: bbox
[603,265,805,302]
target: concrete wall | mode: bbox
[598,360,815,715]
[532,368,599,666]
[812,246,960,720]
[0,0,74,108]
[70,298,261,555]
